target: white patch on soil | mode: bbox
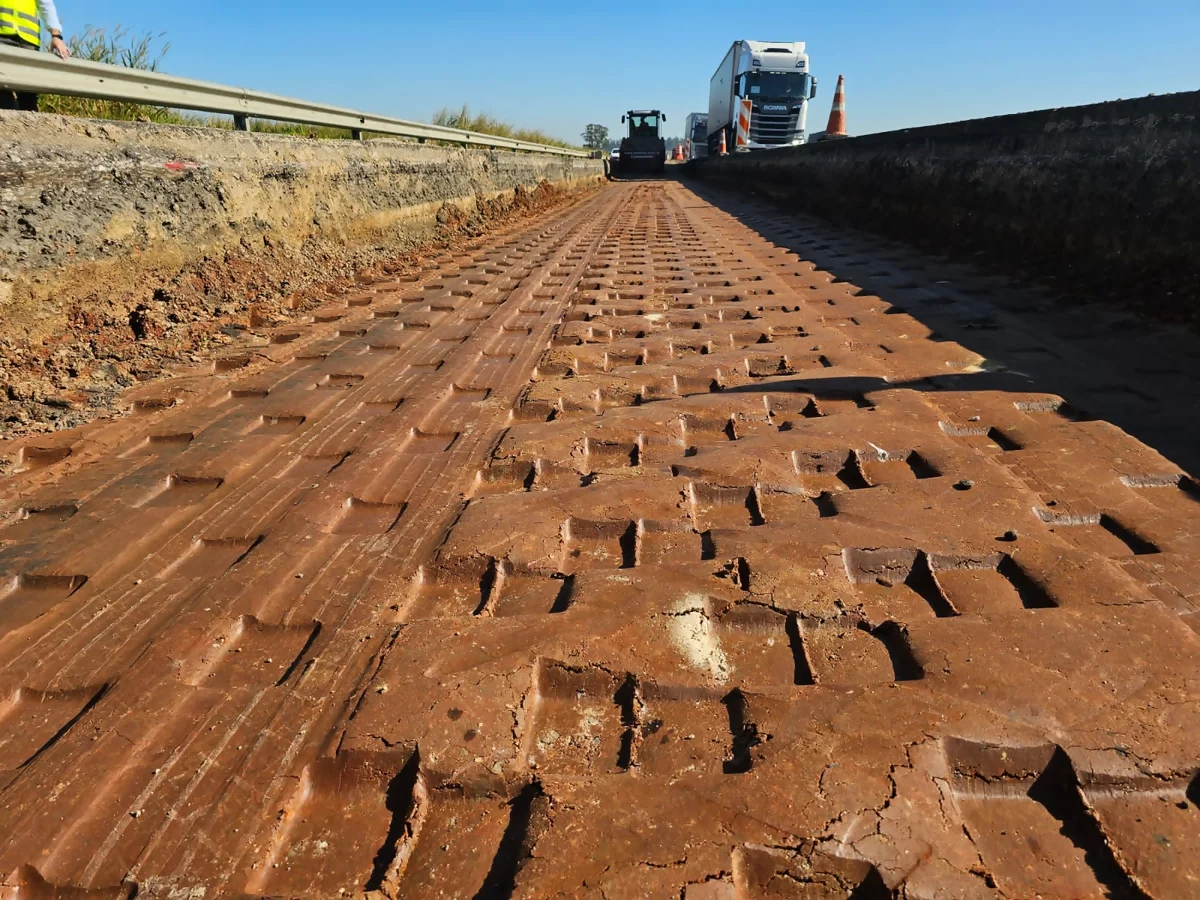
[669,593,730,683]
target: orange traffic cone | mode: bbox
[718,129,728,156]
[825,74,847,136]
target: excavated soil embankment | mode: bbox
[698,89,1200,328]
[0,111,604,440]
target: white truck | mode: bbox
[708,40,817,153]
[684,112,709,161]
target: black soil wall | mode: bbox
[698,90,1200,325]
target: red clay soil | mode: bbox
[0,181,578,448]
[0,181,1196,898]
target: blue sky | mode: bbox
[64,1,1200,142]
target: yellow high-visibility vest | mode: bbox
[0,0,41,47]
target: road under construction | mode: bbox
[1,85,1199,897]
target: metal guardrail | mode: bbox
[0,44,591,158]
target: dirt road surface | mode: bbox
[0,180,1197,898]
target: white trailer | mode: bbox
[708,40,817,153]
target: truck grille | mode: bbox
[750,108,799,145]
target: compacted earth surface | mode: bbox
[0,179,1197,898]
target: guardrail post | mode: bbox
[351,129,363,140]
[233,114,249,132]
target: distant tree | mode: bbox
[582,124,609,150]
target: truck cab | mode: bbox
[709,41,818,152]
[616,109,666,174]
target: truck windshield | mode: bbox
[628,115,659,136]
[739,72,813,101]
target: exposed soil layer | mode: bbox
[0,110,603,439]
[0,180,1197,898]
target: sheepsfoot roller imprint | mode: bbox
[0,180,1197,899]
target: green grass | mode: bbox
[432,104,579,149]
[37,26,181,122]
[36,28,575,148]
[203,118,360,139]
[36,28,351,135]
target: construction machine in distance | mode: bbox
[614,110,666,175]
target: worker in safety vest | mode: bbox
[1,0,70,111]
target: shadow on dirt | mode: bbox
[682,176,1200,475]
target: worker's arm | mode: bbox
[36,0,69,57]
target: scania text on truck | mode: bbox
[708,40,817,153]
